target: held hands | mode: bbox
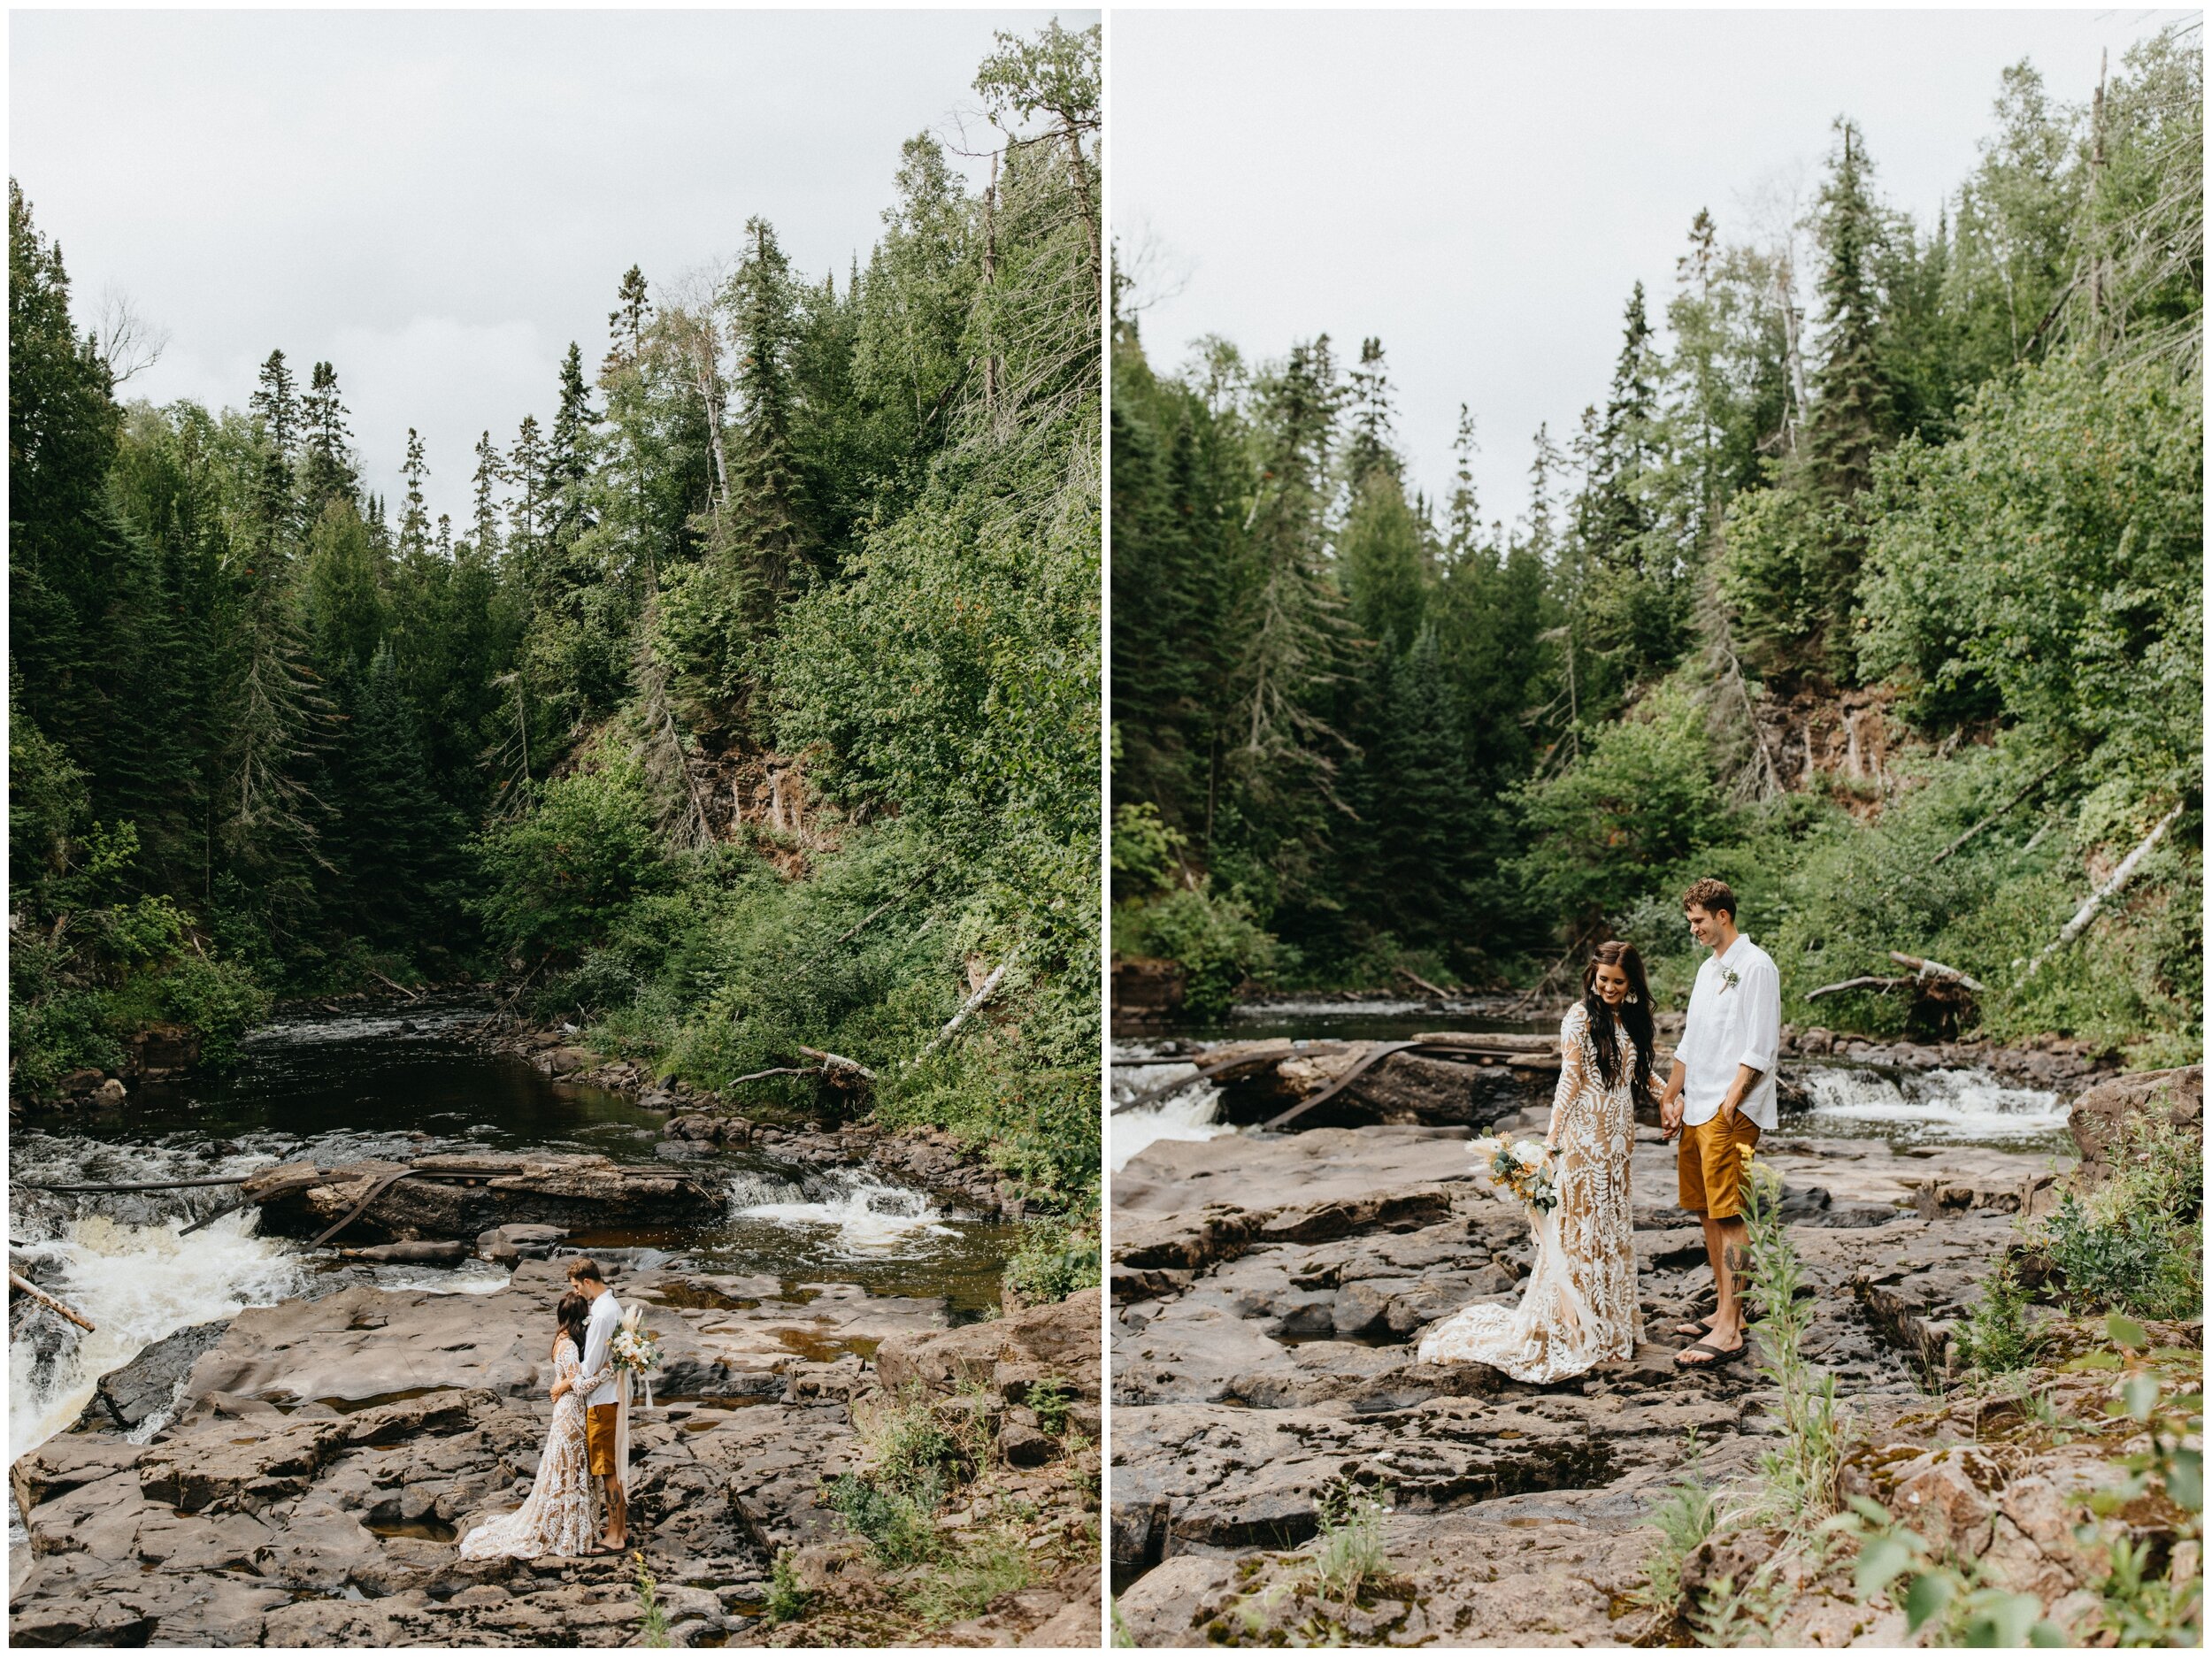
[1659,1092,1684,1139]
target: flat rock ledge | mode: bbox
[12,1258,1101,1647]
[1109,1120,2094,1646]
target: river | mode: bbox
[9,997,1015,1462]
[1111,996,2072,1170]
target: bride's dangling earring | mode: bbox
[1626,993,1639,1004]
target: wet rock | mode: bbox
[242,1153,725,1246]
[338,1239,471,1266]
[75,1317,230,1432]
[475,1222,567,1264]
[90,1078,127,1108]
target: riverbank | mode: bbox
[1108,1066,2200,1645]
[12,1257,1102,1647]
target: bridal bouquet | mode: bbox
[1469,1135,1560,1214]
[611,1308,662,1378]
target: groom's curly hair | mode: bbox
[1680,877,1737,919]
[565,1256,605,1285]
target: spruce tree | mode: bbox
[298,360,357,518]
[397,429,431,558]
[722,217,812,618]
[1807,118,1893,501]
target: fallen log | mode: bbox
[1806,975,1913,1002]
[800,1047,878,1083]
[1394,966,1453,999]
[337,1240,470,1265]
[909,956,1013,1066]
[9,1270,96,1333]
[369,969,424,1001]
[2016,802,2186,986]
[1930,757,2069,866]
[1889,952,1986,993]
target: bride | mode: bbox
[459,1290,605,1559]
[1417,940,1652,1382]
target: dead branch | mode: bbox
[9,1271,95,1332]
[1394,966,1453,999]
[909,957,1013,1066]
[799,1047,878,1084]
[1888,952,1987,993]
[1805,975,1914,1002]
[1930,758,2068,866]
[2016,802,2186,986]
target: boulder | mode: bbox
[243,1153,724,1244]
[2068,1064,2201,1190]
[75,1318,231,1433]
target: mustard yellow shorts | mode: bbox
[1678,1111,1761,1219]
[587,1403,619,1477]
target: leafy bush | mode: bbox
[2039,1121,2201,1320]
[764,1549,810,1624]
[910,1530,1034,1626]
[1112,882,1278,1019]
[1002,1217,1101,1305]
[1629,1456,1718,1622]
[472,743,669,963]
[1515,681,1727,924]
[820,1471,941,1567]
[157,955,271,1070]
[1954,1260,2048,1379]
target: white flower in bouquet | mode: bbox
[1509,1140,1544,1167]
[1468,1135,1505,1167]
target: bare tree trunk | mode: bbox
[2016,802,2185,986]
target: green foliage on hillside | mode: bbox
[1110,33,2200,1059]
[9,24,1102,1204]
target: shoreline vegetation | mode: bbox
[10,25,1102,1231]
[1110,29,2200,1071]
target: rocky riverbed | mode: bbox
[1107,1065,2193,1646]
[12,1255,1102,1647]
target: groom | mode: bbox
[567,1257,628,1551]
[1657,878,1781,1370]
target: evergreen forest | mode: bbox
[1112,31,2200,1062]
[12,23,1102,1210]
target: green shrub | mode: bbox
[2039,1121,2201,1320]
[1631,1467,1719,1622]
[1024,1378,1071,1436]
[764,1549,810,1624]
[820,1471,940,1567]
[472,743,669,963]
[1742,1161,1847,1522]
[157,955,270,1070]
[1003,1218,1101,1305]
[1112,882,1278,1018]
[1308,1477,1393,1612]
[1954,1261,2048,1379]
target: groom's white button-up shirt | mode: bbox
[580,1288,623,1408]
[1676,933,1783,1132]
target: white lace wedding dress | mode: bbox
[1416,1001,1643,1382]
[458,1334,601,1560]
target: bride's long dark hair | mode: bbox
[1581,940,1655,1101]
[556,1290,590,1358]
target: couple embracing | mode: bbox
[459,1257,638,1561]
[1417,878,1782,1382]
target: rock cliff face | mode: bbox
[1110,1119,2093,1647]
[11,1259,1100,1647]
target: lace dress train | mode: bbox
[1416,1002,1643,1383]
[458,1335,599,1560]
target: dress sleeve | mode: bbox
[574,1305,615,1397]
[1549,1004,1589,1135]
[556,1339,580,1384]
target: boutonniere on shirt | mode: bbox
[1718,967,1741,994]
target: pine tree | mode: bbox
[1807,118,1894,501]
[397,429,431,558]
[471,430,504,559]
[298,360,357,518]
[723,218,811,618]
[1343,336,1399,485]
[507,413,548,563]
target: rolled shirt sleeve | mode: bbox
[1736,956,1781,1077]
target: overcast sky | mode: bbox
[1115,7,2191,532]
[12,8,1091,526]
